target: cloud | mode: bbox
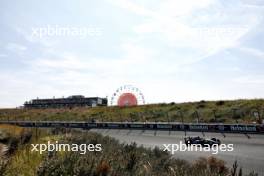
[15,27,58,47]
[1,0,264,107]
[6,43,27,52]
[241,0,264,7]
[109,0,261,64]
[238,46,264,59]
[0,54,8,58]
[233,75,264,84]
[108,0,214,17]
[27,41,157,77]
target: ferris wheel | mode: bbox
[110,85,145,106]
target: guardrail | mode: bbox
[0,121,264,134]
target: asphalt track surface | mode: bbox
[91,129,264,175]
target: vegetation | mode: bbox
[0,126,259,176]
[0,99,264,123]
[0,125,33,175]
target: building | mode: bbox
[24,95,108,108]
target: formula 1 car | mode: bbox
[184,136,221,147]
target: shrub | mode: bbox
[36,131,254,176]
[216,101,225,106]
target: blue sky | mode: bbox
[0,0,264,107]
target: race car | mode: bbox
[184,136,221,147]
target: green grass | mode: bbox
[0,99,264,124]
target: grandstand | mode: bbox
[24,95,107,108]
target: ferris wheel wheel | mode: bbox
[110,85,145,106]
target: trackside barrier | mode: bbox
[0,121,263,134]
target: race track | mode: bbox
[91,129,264,175]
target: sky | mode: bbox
[0,0,264,107]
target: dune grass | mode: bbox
[0,99,264,124]
[0,126,259,176]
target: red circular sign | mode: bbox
[117,93,138,107]
[110,85,145,106]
